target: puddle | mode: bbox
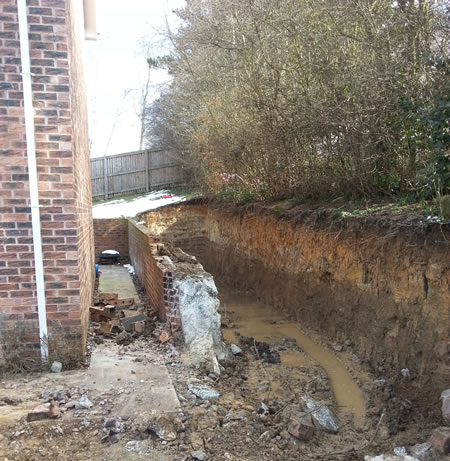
[219,286,366,427]
[222,328,238,344]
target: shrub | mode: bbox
[146,0,449,203]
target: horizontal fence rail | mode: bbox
[91,149,184,200]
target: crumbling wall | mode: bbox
[142,203,449,400]
[128,220,226,372]
[128,222,167,321]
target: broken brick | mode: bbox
[132,320,146,334]
[160,330,170,344]
[99,293,118,304]
[48,400,61,419]
[90,306,115,322]
[114,297,135,307]
[27,404,50,422]
[288,414,315,441]
[98,319,122,337]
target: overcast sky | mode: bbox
[85,0,185,158]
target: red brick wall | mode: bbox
[128,222,165,319]
[67,0,94,348]
[93,218,129,262]
[0,0,94,357]
[128,221,181,336]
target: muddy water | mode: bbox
[219,286,366,427]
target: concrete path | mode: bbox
[0,342,181,425]
[0,265,181,426]
[86,343,180,416]
[98,265,140,302]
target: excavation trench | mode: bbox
[218,283,366,428]
[136,201,448,410]
[92,200,448,445]
[126,199,449,435]
[126,204,373,430]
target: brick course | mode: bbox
[93,218,129,263]
[0,0,94,358]
[128,221,182,339]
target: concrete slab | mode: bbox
[0,343,181,425]
[98,265,139,302]
[86,344,181,416]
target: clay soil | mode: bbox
[0,301,440,460]
[1,253,444,461]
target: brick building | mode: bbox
[0,0,96,363]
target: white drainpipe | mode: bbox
[17,0,48,361]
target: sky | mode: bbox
[85,0,185,158]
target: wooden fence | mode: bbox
[91,149,184,200]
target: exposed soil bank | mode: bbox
[141,202,449,413]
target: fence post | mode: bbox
[103,156,108,200]
[145,149,149,192]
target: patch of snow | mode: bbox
[102,249,119,255]
[124,264,136,275]
[92,190,185,219]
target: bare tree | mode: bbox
[137,67,153,151]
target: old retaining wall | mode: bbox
[126,220,225,372]
[127,222,168,322]
[142,203,449,399]
[93,218,221,344]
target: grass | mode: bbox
[169,184,202,199]
[0,321,85,376]
[326,197,444,222]
[272,194,447,226]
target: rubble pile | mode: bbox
[26,388,94,423]
[1,325,449,461]
[90,292,150,341]
[0,264,448,460]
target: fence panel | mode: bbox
[91,149,183,200]
[149,150,183,189]
[90,157,105,198]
